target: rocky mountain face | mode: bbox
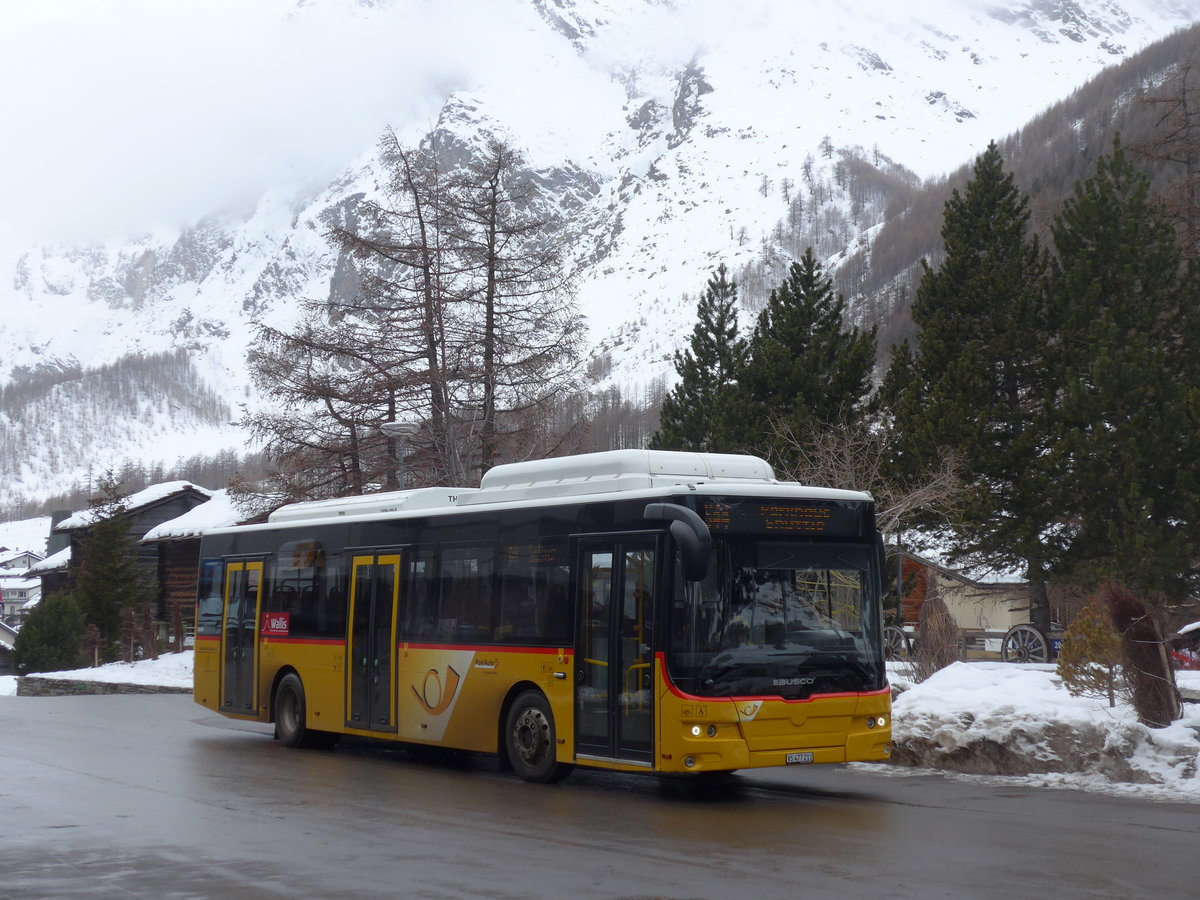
[3,0,1200,507]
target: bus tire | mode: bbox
[504,690,573,784]
[274,672,339,749]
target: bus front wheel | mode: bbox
[274,672,339,749]
[504,690,573,784]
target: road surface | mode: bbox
[0,694,1196,898]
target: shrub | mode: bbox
[909,582,960,682]
[13,590,86,674]
[1056,593,1126,707]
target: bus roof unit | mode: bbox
[268,487,473,525]
[458,449,778,506]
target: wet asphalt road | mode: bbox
[0,693,1196,899]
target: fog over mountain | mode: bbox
[3,0,1200,509]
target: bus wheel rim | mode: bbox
[513,707,549,763]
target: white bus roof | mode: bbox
[259,450,870,528]
[268,487,470,524]
[459,449,777,506]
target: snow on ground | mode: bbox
[0,651,192,696]
[879,661,1200,803]
[2,654,1197,802]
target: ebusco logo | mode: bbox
[413,665,462,715]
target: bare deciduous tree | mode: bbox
[770,417,964,539]
[241,128,586,504]
[451,139,586,474]
[1134,58,1200,255]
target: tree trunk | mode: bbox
[1103,582,1181,727]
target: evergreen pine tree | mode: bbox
[651,264,746,452]
[1047,136,1200,600]
[13,590,86,674]
[887,142,1057,630]
[73,476,158,660]
[1055,594,1126,707]
[740,247,876,467]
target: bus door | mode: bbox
[221,560,263,717]
[347,553,401,732]
[575,536,657,765]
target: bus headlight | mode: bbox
[691,725,702,736]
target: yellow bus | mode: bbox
[194,450,892,782]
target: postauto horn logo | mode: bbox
[413,665,462,715]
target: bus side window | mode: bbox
[317,554,348,638]
[542,583,571,644]
[457,548,495,642]
[405,550,438,641]
[196,559,224,637]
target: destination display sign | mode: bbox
[701,499,864,536]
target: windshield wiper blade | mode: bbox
[805,652,876,680]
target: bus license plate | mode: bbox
[786,752,814,765]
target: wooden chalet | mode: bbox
[0,621,17,673]
[891,549,1033,656]
[140,489,242,632]
[51,482,213,623]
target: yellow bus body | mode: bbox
[196,636,891,772]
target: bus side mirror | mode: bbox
[644,503,711,582]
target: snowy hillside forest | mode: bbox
[3,0,1200,514]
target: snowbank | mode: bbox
[886,661,1200,802]
[0,651,193,696]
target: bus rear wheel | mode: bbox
[505,690,573,784]
[274,672,339,749]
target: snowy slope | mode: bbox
[3,0,1200,505]
[0,517,50,557]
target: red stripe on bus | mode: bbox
[398,642,571,655]
[259,637,346,646]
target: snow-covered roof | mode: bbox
[0,549,44,569]
[26,545,71,575]
[142,489,241,541]
[896,547,1026,588]
[0,573,40,590]
[56,481,212,531]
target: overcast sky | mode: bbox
[0,0,568,261]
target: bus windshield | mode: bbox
[666,537,884,699]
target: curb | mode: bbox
[16,677,192,697]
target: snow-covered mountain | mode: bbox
[4,0,1200,508]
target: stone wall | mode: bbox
[17,677,191,697]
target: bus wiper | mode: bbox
[806,652,875,680]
